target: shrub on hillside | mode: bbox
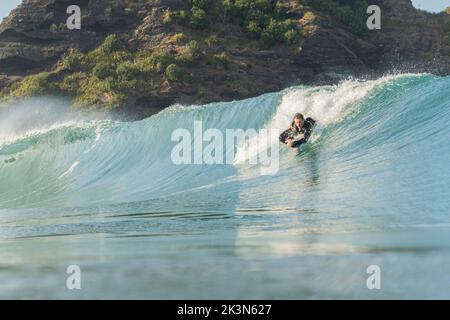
[165,64,183,81]
[61,49,85,71]
[8,73,55,98]
[304,0,368,35]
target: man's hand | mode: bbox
[286,138,294,147]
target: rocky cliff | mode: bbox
[1,0,449,119]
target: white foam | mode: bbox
[58,161,80,179]
[59,128,103,179]
[0,120,115,151]
[234,74,425,165]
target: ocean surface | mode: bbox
[0,74,449,299]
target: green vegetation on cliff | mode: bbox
[167,0,301,45]
[304,0,369,35]
[3,35,203,110]
[7,73,56,99]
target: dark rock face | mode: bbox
[1,0,449,119]
[294,23,381,84]
[366,0,450,75]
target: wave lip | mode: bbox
[234,73,430,165]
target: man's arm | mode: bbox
[303,119,316,142]
[290,121,315,148]
[303,127,312,142]
[279,129,293,143]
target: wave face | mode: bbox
[2,74,449,211]
[1,74,450,299]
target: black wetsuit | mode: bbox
[279,117,316,148]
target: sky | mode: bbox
[411,0,450,12]
[1,0,450,23]
[0,0,22,22]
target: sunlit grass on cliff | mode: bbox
[2,35,203,111]
[6,73,57,99]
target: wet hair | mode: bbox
[294,113,304,121]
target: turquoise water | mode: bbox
[0,74,449,299]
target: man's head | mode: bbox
[293,113,304,127]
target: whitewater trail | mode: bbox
[233,74,426,165]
